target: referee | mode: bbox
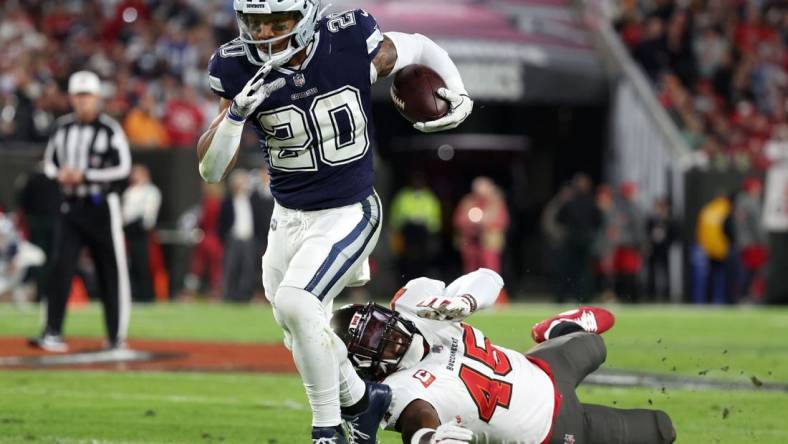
[28,71,132,352]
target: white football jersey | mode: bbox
[382,273,558,444]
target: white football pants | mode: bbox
[264,193,381,427]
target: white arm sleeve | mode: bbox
[383,32,467,95]
[443,268,504,312]
[199,116,244,183]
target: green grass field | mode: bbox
[1,303,786,443]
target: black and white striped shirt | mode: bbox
[43,113,131,198]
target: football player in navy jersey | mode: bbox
[197,1,473,442]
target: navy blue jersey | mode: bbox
[208,9,384,210]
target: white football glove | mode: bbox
[415,294,477,321]
[228,63,286,122]
[429,423,474,444]
[413,88,473,133]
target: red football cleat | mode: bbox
[531,307,615,343]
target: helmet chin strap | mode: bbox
[397,334,425,371]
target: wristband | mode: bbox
[460,294,478,313]
[226,102,246,123]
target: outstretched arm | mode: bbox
[443,268,504,312]
[415,269,504,322]
[397,399,472,444]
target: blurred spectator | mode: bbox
[734,177,767,301]
[695,190,736,304]
[15,162,62,301]
[556,173,602,303]
[694,24,730,80]
[541,183,572,302]
[0,213,45,307]
[389,173,442,280]
[218,170,262,302]
[123,93,170,148]
[182,183,223,300]
[122,165,162,302]
[592,184,617,302]
[453,177,509,274]
[1,68,45,142]
[163,82,204,148]
[612,182,647,302]
[646,196,678,302]
[633,16,667,82]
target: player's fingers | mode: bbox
[443,425,474,439]
[247,64,274,91]
[436,87,461,103]
[252,63,273,83]
[416,309,438,319]
[420,116,460,131]
[447,308,464,319]
[265,77,286,94]
[413,121,444,133]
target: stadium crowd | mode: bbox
[0,0,230,148]
[614,0,787,172]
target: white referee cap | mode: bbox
[68,71,101,95]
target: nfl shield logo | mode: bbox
[293,73,305,87]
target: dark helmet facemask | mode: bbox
[332,302,424,381]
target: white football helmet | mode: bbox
[234,0,323,67]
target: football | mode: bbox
[390,65,450,123]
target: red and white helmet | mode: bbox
[233,0,323,66]
[331,303,426,381]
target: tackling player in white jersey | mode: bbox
[332,269,677,444]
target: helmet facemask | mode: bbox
[333,303,423,381]
[234,0,322,67]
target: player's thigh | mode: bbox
[526,332,606,387]
[281,193,381,303]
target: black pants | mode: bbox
[126,222,155,303]
[647,254,670,302]
[559,241,594,303]
[222,237,257,302]
[527,333,676,444]
[26,215,57,302]
[44,195,130,343]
